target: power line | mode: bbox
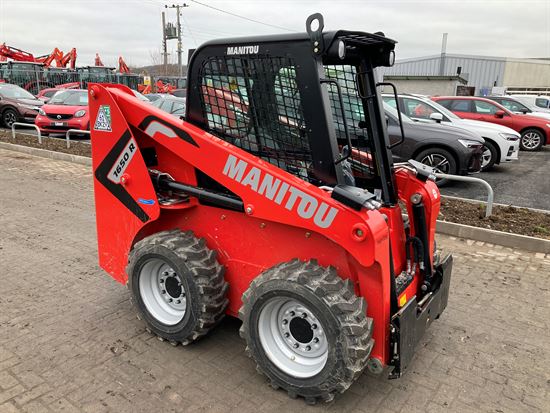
[188,0,295,32]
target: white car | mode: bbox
[383,94,520,171]
[511,95,550,113]
[487,95,550,120]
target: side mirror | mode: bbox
[520,108,529,114]
[495,110,505,118]
[429,112,444,122]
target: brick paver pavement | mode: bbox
[0,148,549,412]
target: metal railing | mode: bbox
[435,173,494,217]
[65,129,90,148]
[11,122,42,143]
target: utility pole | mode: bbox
[161,11,168,75]
[165,3,189,77]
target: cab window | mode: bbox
[535,98,550,109]
[450,100,473,112]
[402,98,438,119]
[499,99,527,112]
[474,100,499,114]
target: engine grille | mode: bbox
[47,113,73,120]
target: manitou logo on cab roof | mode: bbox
[226,45,259,55]
[222,154,338,229]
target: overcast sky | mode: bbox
[0,0,549,68]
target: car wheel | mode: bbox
[2,109,18,128]
[520,129,544,151]
[480,140,497,171]
[415,148,457,186]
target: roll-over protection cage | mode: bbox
[185,14,399,205]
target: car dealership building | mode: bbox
[378,53,550,96]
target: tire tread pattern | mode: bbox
[238,259,374,404]
[128,229,228,345]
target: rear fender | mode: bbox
[89,84,160,283]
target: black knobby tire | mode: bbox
[415,147,457,187]
[481,140,498,171]
[520,129,544,151]
[239,260,374,404]
[127,229,228,345]
[2,108,17,128]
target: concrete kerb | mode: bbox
[1,141,548,254]
[0,142,92,166]
[436,220,550,254]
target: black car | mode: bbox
[331,94,484,185]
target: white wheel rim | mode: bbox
[258,298,328,378]
[522,132,541,149]
[139,258,187,325]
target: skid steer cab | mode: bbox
[89,13,452,404]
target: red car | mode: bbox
[36,88,62,103]
[432,96,550,151]
[34,89,89,135]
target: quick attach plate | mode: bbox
[389,253,453,378]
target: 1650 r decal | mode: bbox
[108,138,137,183]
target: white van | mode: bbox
[511,95,550,113]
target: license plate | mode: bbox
[52,122,66,126]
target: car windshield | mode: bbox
[132,90,149,101]
[0,85,36,100]
[49,90,88,106]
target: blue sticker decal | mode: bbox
[138,198,155,205]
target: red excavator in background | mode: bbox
[94,53,104,67]
[118,56,130,74]
[0,43,77,68]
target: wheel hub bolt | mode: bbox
[284,332,290,338]
[313,337,319,343]
[311,324,317,329]
[160,279,164,283]
[293,343,299,349]
[290,311,295,316]
[305,346,311,351]
[302,313,307,318]
[176,300,181,304]
[163,271,168,276]
[161,290,166,294]
[282,319,288,325]
[168,298,173,303]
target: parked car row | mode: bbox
[1,80,548,187]
[383,94,520,171]
[0,83,185,134]
[432,96,550,151]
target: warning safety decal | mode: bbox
[94,105,112,131]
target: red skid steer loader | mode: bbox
[89,14,452,403]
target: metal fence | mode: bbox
[0,67,186,95]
